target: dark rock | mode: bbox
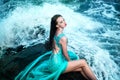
[59,72,87,80]
[0,43,87,80]
[4,45,24,55]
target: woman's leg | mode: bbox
[74,68,89,80]
[64,59,97,80]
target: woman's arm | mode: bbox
[60,37,70,61]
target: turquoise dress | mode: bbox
[15,33,79,80]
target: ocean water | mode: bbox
[0,0,120,80]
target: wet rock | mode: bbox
[0,43,86,80]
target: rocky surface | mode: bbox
[0,43,87,80]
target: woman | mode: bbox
[15,14,97,80]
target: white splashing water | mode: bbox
[0,2,119,80]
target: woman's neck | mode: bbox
[56,27,63,34]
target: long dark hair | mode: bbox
[49,14,62,49]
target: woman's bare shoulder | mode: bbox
[60,36,67,44]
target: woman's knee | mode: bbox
[80,59,87,66]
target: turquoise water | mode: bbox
[0,0,120,80]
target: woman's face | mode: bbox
[56,17,67,28]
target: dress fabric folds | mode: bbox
[15,33,79,80]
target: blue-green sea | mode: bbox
[0,0,120,80]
